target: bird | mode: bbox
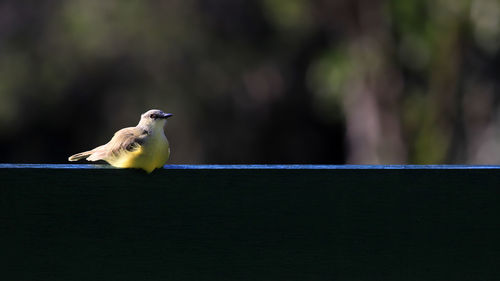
[68,109,173,173]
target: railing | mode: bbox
[1,164,499,280]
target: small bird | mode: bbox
[68,109,173,173]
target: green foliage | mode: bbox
[1,0,500,164]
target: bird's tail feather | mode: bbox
[68,151,93,161]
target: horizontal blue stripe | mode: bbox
[165,164,500,170]
[1,164,500,169]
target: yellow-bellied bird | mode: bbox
[69,109,173,173]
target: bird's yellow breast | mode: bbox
[109,133,170,173]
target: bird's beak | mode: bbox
[160,113,173,119]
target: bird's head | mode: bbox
[138,109,173,131]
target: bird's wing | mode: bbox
[87,127,148,161]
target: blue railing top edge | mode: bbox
[1,164,500,170]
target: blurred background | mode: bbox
[1,0,500,164]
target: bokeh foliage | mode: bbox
[0,0,499,164]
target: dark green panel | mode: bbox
[1,165,500,280]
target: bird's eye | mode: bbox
[150,114,157,119]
